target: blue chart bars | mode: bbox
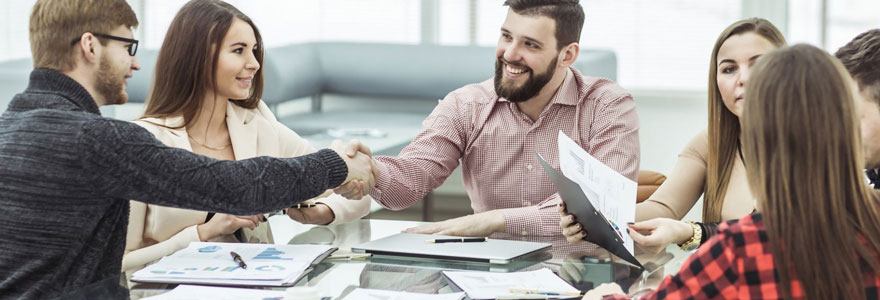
[253,248,293,260]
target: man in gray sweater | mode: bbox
[0,1,376,299]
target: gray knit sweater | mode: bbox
[0,69,348,300]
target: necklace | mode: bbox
[188,135,231,151]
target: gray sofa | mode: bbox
[0,42,617,218]
[1,42,616,113]
[0,42,616,155]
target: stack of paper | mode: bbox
[341,288,465,300]
[131,242,335,286]
[442,268,581,299]
[141,285,285,300]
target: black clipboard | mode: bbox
[537,153,643,268]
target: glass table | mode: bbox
[130,217,691,299]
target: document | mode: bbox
[556,131,637,256]
[342,288,466,300]
[141,285,285,300]
[442,268,580,300]
[131,242,336,286]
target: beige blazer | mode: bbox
[636,129,755,222]
[122,100,371,275]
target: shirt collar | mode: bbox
[23,69,101,115]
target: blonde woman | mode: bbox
[562,18,786,252]
[585,44,880,300]
[121,0,371,277]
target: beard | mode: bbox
[95,56,128,105]
[494,56,558,103]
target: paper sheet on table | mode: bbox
[557,131,637,255]
[131,242,335,286]
[141,285,286,300]
[442,268,580,299]
[342,288,466,300]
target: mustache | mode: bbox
[497,57,532,73]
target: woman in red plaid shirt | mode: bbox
[586,45,880,300]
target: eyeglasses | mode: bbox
[70,33,139,56]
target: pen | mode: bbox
[508,288,583,296]
[230,251,247,269]
[327,253,372,260]
[293,203,316,209]
[495,295,548,300]
[425,237,488,243]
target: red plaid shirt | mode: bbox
[369,67,640,236]
[605,213,880,299]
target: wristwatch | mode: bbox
[678,221,702,251]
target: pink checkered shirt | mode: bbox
[371,67,640,236]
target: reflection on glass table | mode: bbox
[129,218,689,299]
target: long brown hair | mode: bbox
[141,0,263,128]
[704,18,786,222]
[743,44,880,299]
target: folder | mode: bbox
[537,153,642,268]
[130,242,336,287]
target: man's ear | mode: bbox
[74,32,99,65]
[558,42,579,68]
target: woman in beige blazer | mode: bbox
[122,0,370,278]
[561,18,787,253]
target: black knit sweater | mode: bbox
[0,69,347,300]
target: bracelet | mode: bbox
[678,221,702,251]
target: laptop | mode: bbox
[351,233,550,264]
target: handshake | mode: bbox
[329,139,380,200]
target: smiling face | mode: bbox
[94,25,140,105]
[493,9,562,103]
[715,32,779,117]
[213,18,260,101]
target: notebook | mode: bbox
[131,242,336,287]
[351,233,550,264]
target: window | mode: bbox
[465,0,742,90]
[141,0,421,49]
[0,0,38,62]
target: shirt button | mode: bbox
[521,230,529,235]
[526,164,533,171]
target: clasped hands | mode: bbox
[330,139,380,200]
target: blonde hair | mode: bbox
[743,44,880,299]
[29,0,138,71]
[704,18,786,222]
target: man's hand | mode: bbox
[403,210,506,237]
[285,201,335,225]
[581,283,625,300]
[559,203,587,244]
[330,139,379,199]
[628,218,694,254]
